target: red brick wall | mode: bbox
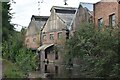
[118,4,120,25]
[72,5,93,32]
[42,30,66,45]
[94,2,119,28]
[25,34,40,49]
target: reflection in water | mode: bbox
[40,62,80,78]
[55,66,58,74]
[30,62,82,78]
[45,65,47,73]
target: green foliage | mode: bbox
[2,32,22,61]
[3,59,25,78]
[2,1,37,78]
[2,32,37,76]
[66,23,120,77]
[2,2,14,41]
[15,48,37,72]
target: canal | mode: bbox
[29,61,83,78]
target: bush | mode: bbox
[15,48,37,72]
[3,59,25,78]
[2,32,37,77]
[66,23,120,77]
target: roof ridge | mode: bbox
[52,6,77,9]
[50,6,77,12]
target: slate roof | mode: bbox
[79,2,93,11]
[26,15,49,36]
[52,6,77,28]
[32,15,49,30]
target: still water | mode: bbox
[29,62,83,78]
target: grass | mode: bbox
[2,59,26,78]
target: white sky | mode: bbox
[10,0,100,31]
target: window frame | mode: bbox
[55,51,58,60]
[43,35,46,41]
[109,14,116,27]
[26,39,29,43]
[50,34,54,40]
[33,38,36,42]
[58,32,62,39]
[98,18,103,28]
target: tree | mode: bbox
[2,2,14,41]
[66,23,120,77]
[2,2,37,77]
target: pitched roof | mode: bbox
[79,2,93,11]
[51,6,77,11]
[26,15,49,36]
[32,15,49,30]
[52,6,77,28]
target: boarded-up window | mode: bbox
[109,14,115,27]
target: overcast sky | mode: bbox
[10,0,100,31]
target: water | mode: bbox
[29,62,82,78]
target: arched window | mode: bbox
[33,38,36,42]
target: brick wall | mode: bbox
[118,4,120,25]
[72,5,93,33]
[42,30,66,45]
[25,34,40,50]
[94,2,119,28]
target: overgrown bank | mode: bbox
[65,23,120,77]
[2,2,37,78]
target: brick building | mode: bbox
[94,0,120,29]
[25,15,49,50]
[38,6,77,63]
[37,4,93,75]
[71,2,93,35]
[42,6,77,45]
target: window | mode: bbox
[26,39,29,43]
[89,16,93,23]
[55,66,58,74]
[58,32,62,39]
[109,14,115,27]
[55,51,58,60]
[45,53,47,59]
[44,65,48,73]
[98,18,103,28]
[33,38,36,42]
[43,35,46,40]
[50,34,54,40]
[66,30,69,39]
